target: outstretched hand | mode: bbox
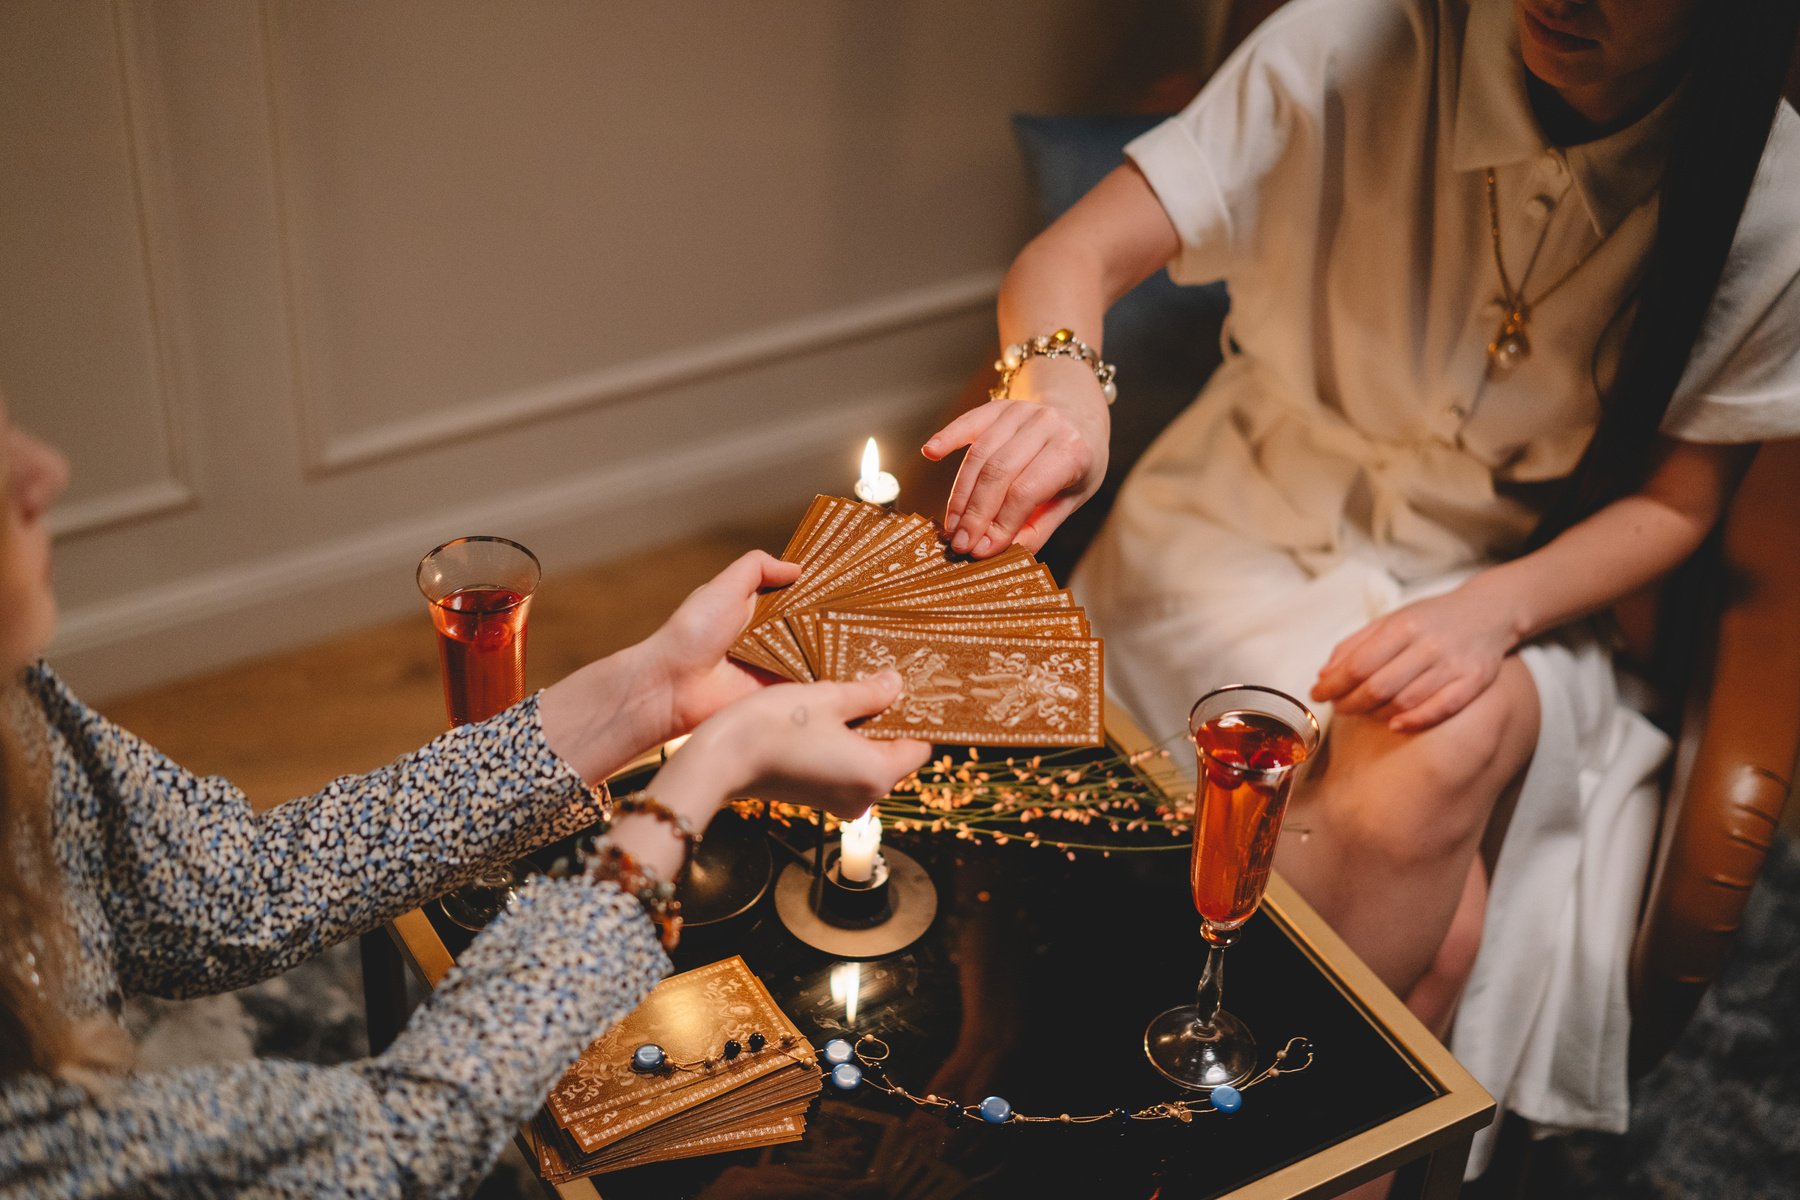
[660,672,931,819]
[922,361,1109,558]
[1312,588,1520,732]
[646,550,800,735]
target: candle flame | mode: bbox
[850,807,881,844]
[860,438,881,489]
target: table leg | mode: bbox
[1415,1131,1475,1199]
[360,927,410,1054]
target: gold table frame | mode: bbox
[384,699,1493,1199]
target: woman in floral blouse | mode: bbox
[0,396,929,1198]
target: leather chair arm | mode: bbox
[1628,438,1800,1074]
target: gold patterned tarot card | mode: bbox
[543,956,816,1142]
[536,1111,809,1183]
[849,561,1060,612]
[791,606,1092,679]
[741,513,945,680]
[820,621,1104,747]
[748,498,868,626]
[575,1081,817,1166]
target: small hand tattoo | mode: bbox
[790,706,809,727]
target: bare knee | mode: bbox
[1306,668,1537,869]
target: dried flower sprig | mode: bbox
[737,739,1202,856]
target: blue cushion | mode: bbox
[1009,113,1230,577]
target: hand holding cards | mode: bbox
[731,497,1103,747]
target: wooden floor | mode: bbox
[102,515,791,812]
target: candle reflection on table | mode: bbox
[829,961,862,1027]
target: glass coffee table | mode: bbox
[386,701,1492,1198]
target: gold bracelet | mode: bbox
[584,838,684,950]
[990,328,1117,405]
[612,790,704,855]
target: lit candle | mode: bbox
[853,438,900,506]
[838,808,882,883]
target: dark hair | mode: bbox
[1531,3,1800,544]
[1530,4,1800,702]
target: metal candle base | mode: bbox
[673,810,774,928]
[820,857,893,928]
[774,847,937,959]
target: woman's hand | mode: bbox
[540,550,797,784]
[1311,584,1524,733]
[645,550,800,735]
[654,672,930,820]
[610,673,928,882]
[922,357,1109,559]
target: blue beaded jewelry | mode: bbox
[818,1033,1313,1127]
[628,1031,805,1075]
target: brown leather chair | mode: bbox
[1627,437,1800,1075]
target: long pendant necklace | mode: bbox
[1484,167,1605,376]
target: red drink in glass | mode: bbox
[1191,710,1312,934]
[429,585,531,727]
[416,536,541,931]
[1144,685,1319,1090]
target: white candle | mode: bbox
[838,808,882,883]
[853,437,900,506]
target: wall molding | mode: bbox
[49,380,954,701]
[74,0,201,534]
[48,478,194,540]
[306,270,1001,473]
[255,5,999,479]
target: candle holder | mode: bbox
[774,846,937,960]
[674,808,774,929]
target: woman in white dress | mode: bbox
[921,0,1800,1170]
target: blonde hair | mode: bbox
[0,675,133,1084]
[0,400,133,1080]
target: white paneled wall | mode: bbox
[0,0,1207,700]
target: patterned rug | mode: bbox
[1530,830,1800,1199]
[126,834,1800,1199]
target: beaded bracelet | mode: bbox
[990,328,1118,405]
[584,838,684,950]
[611,790,704,856]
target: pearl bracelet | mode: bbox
[990,328,1118,405]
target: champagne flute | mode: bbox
[418,536,540,930]
[1144,685,1319,1090]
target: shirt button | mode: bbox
[1525,193,1555,219]
[1542,150,1567,179]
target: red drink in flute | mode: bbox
[1191,710,1312,935]
[1144,685,1318,1091]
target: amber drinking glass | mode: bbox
[418,536,540,930]
[1144,685,1319,1090]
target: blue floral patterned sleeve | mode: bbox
[0,665,672,1198]
[1,880,668,1199]
[29,664,610,998]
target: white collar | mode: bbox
[1450,0,1680,235]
